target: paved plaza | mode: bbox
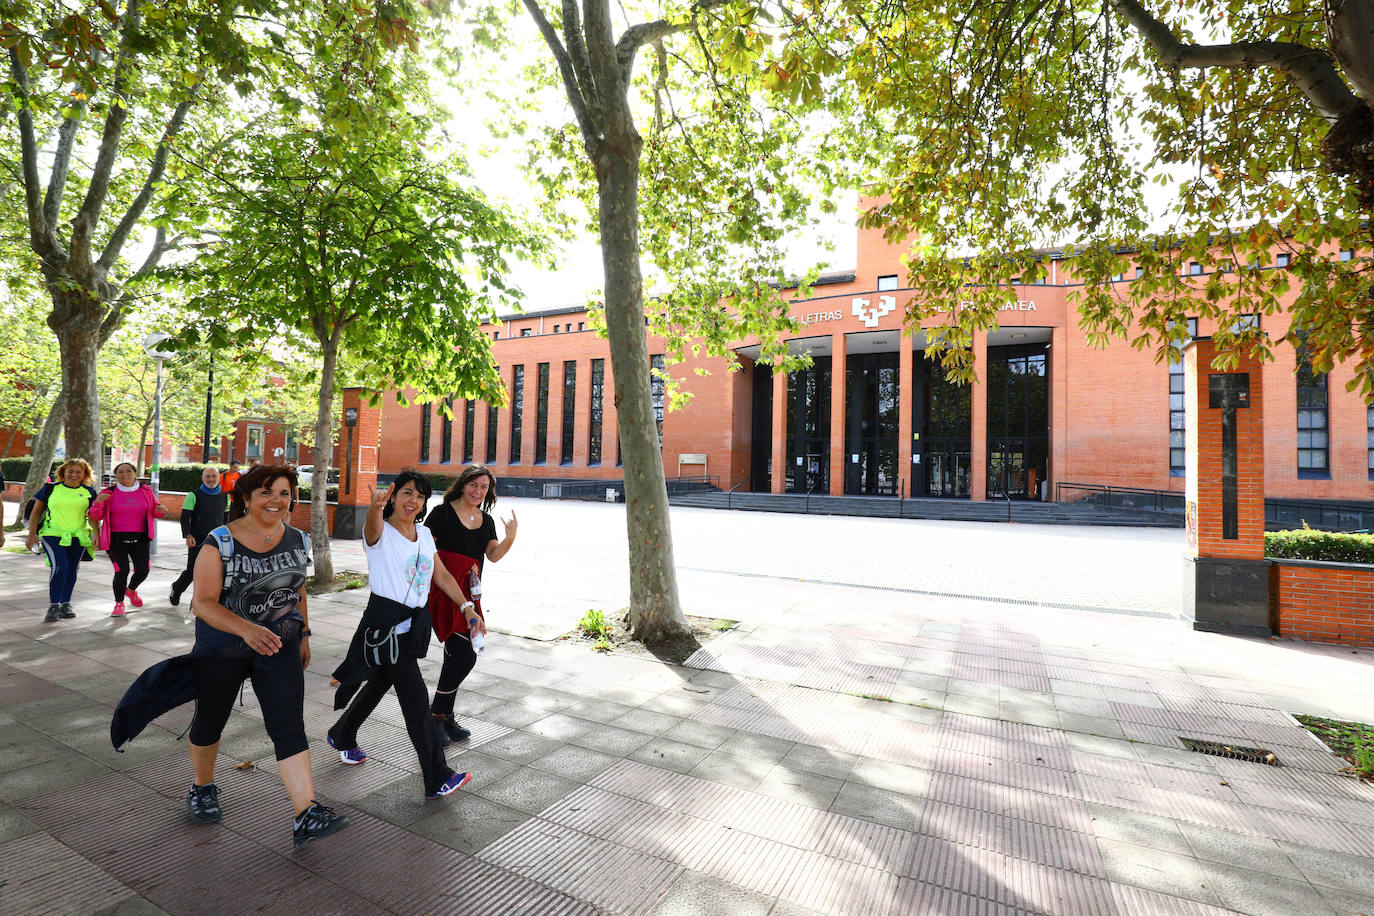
[2,498,1373,915]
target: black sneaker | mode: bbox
[292,801,348,847]
[58,603,75,619]
[44,604,61,622]
[433,713,470,743]
[169,587,182,607]
[187,782,221,823]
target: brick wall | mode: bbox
[1272,560,1374,647]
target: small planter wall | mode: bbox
[1270,559,1374,648]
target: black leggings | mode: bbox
[108,533,150,601]
[329,654,453,796]
[430,634,478,717]
[189,641,308,761]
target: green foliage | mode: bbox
[153,463,219,493]
[773,0,1374,394]
[1296,715,1374,780]
[1265,529,1374,564]
[593,636,614,653]
[578,608,611,639]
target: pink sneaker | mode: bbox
[125,589,143,608]
[111,603,125,617]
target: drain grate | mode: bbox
[1180,737,1281,766]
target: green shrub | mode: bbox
[1,457,62,484]
[1265,528,1374,564]
[425,473,460,494]
[296,484,338,502]
[578,608,611,639]
[156,463,218,493]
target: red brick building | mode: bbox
[380,225,1374,504]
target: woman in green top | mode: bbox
[26,458,98,622]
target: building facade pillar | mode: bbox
[970,333,988,500]
[547,362,565,467]
[770,366,787,494]
[1184,337,1269,635]
[1047,325,1068,501]
[333,387,380,539]
[898,339,915,498]
[829,333,848,496]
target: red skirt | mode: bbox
[429,549,484,642]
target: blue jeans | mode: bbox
[41,536,85,604]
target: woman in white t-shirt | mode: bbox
[327,470,485,799]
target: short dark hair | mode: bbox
[229,464,298,521]
[384,469,433,521]
[112,461,138,476]
[442,465,497,512]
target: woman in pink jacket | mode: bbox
[88,462,166,617]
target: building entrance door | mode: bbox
[919,355,972,498]
[845,352,899,495]
[750,363,772,492]
[986,343,1049,499]
[785,357,831,494]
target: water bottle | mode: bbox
[467,566,484,652]
[468,567,482,600]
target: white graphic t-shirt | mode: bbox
[365,522,437,634]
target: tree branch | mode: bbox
[522,0,598,143]
[72,0,143,266]
[9,50,50,253]
[616,20,680,86]
[1115,0,1361,123]
[561,0,602,125]
[97,96,196,274]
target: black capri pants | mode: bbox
[189,638,308,761]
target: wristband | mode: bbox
[300,629,312,637]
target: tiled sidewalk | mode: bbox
[2,504,1373,914]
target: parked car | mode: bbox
[295,465,340,484]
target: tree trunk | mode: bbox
[310,329,340,583]
[48,292,105,479]
[21,387,66,513]
[595,138,690,643]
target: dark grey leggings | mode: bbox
[108,533,150,601]
[189,643,308,760]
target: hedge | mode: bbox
[1,457,62,484]
[1266,529,1374,564]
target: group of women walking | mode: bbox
[108,462,516,847]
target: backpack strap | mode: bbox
[210,525,234,567]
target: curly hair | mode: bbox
[55,458,94,487]
[228,464,299,521]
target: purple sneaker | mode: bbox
[425,771,472,799]
[326,733,366,765]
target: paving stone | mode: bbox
[755,766,845,810]
[1086,803,1192,857]
[563,698,638,724]
[717,731,795,765]
[350,770,445,827]
[569,723,654,757]
[847,758,931,797]
[659,718,737,750]
[524,712,598,742]
[476,729,563,765]
[91,895,173,915]
[1278,841,1374,898]
[472,765,581,815]
[408,791,531,855]
[1096,838,1225,906]
[0,752,110,803]
[480,699,559,729]
[1179,822,1305,878]
[689,750,776,792]
[649,871,775,916]
[830,781,924,830]
[630,737,714,775]
[0,800,39,843]
[441,749,524,786]
[528,744,620,783]
[1202,861,1339,916]
[778,743,859,781]
[611,707,684,736]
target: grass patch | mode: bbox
[562,609,738,665]
[1295,714,1374,782]
[306,570,368,595]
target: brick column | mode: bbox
[1047,325,1068,501]
[473,400,489,466]
[898,340,915,498]
[1184,338,1270,635]
[770,367,787,494]
[829,332,847,496]
[548,364,565,467]
[334,387,380,539]
[970,333,988,500]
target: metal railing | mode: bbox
[1055,481,1186,515]
[1266,498,1374,533]
[726,475,752,510]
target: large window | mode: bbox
[485,403,498,464]
[588,358,604,465]
[1168,318,1198,476]
[440,397,453,464]
[509,365,524,463]
[246,425,262,460]
[419,404,432,463]
[785,357,831,493]
[561,361,577,465]
[924,360,971,498]
[463,400,475,464]
[1368,404,1374,480]
[534,362,550,464]
[650,354,665,445]
[986,344,1049,499]
[1296,340,1329,476]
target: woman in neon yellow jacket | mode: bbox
[26,458,97,622]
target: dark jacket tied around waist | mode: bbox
[331,592,433,710]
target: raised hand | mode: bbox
[502,510,518,537]
[371,483,394,510]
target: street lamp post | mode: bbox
[142,333,174,495]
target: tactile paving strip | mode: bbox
[0,833,130,916]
